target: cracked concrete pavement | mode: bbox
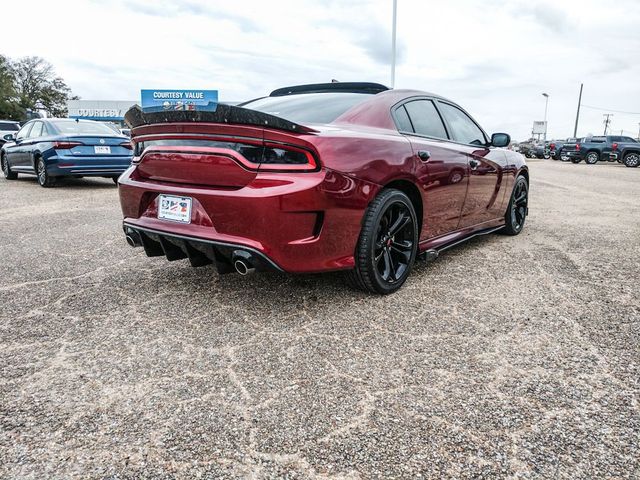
[0,160,639,478]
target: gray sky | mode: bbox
[4,0,640,140]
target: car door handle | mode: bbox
[469,159,480,169]
[418,150,431,162]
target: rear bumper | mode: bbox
[118,166,378,273]
[46,154,132,177]
[123,223,283,273]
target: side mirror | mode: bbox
[491,133,510,148]
[3,133,15,142]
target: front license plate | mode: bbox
[94,146,111,154]
[158,195,192,223]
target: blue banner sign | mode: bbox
[140,89,218,112]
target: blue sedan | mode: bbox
[1,118,133,187]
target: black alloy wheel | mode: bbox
[585,152,599,164]
[502,175,528,235]
[348,189,418,294]
[624,153,640,168]
[1,154,18,180]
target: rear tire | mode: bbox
[623,153,640,168]
[1,154,18,180]
[36,158,56,187]
[347,189,418,294]
[585,152,599,164]
[112,176,119,184]
[502,175,528,236]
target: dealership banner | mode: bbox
[140,89,219,112]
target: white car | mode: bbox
[0,120,20,146]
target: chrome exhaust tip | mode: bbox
[124,228,142,247]
[234,259,255,275]
[232,250,256,275]
[125,235,137,247]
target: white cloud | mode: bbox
[2,0,639,140]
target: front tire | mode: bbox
[347,189,418,294]
[36,158,56,187]
[585,152,599,164]
[1,154,18,180]
[502,175,528,236]
[623,153,640,168]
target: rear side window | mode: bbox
[622,137,637,143]
[402,100,448,139]
[394,105,413,132]
[437,102,486,146]
[0,122,19,131]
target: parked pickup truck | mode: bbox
[611,142,640,167]
[565,135,639,164]
[549,139,571,161]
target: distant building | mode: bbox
[67,100,137,127]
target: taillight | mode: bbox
[612,143,618,151]
[120,141,133,150]
[260,144,319,172]
[550,143,555,149]
[576,144,581,151]
[53,141,82,149]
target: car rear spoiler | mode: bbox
[124,104,317,134]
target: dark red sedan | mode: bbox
[118,82,528,294]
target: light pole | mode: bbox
[390,0,397,88]
[542,93,549,142]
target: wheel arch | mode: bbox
[32,150,43,169]
[381,178,423,233]
[517,166,529,185]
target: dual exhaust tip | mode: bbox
[125,228,255,275]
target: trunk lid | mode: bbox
[126,106,319,188]
[66,135,132,157]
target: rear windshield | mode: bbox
[0,122,20,131]
[50,120,120,135]
[240,92,373,124]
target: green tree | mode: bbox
[0,55,24,120]
[11,56,77,118]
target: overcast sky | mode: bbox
[3,0,640,140]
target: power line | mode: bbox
[582,104,640,115]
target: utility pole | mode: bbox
[603,114,613,135]
[573,83,583,138]
[390,0,397,88]
[542,93,549,142]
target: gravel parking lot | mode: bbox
[1,160,639,478]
